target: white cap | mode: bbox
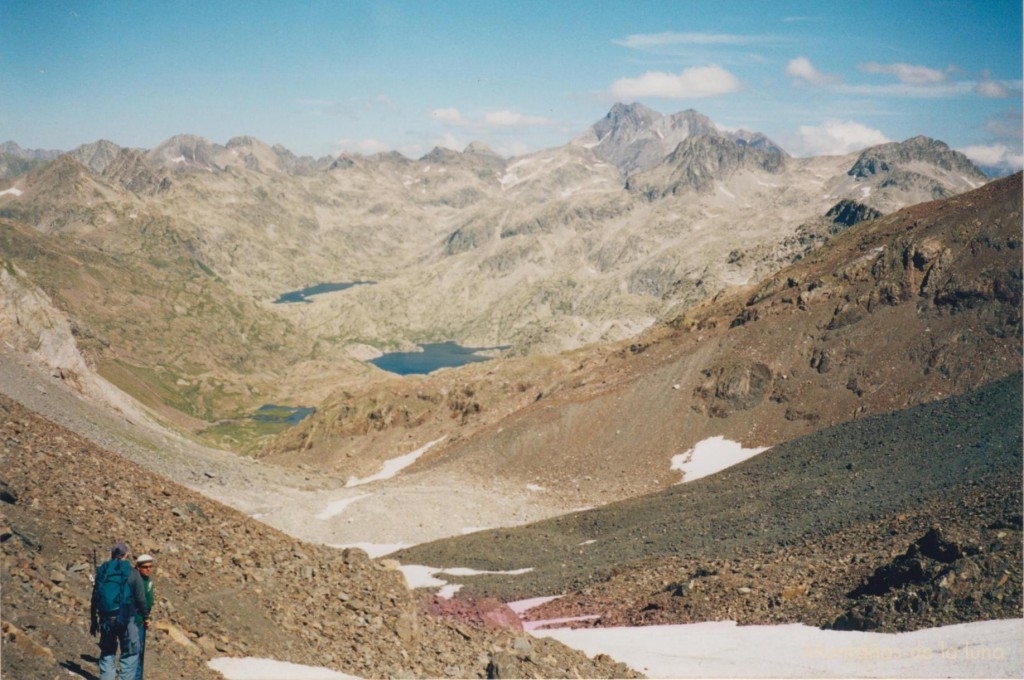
[136,554,154,565]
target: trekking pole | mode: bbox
[90,547,97,585]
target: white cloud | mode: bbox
[835,81,973,98]
[975,79,1009,98]
[959,143,1024,171]
[430,107,553,130]
[430,107,466,125]
[335,138,389,155]
[432,132,463,151]
[859,61,947,85]
[792,120,890,156]
[483,110,554,127]
[373,94,397,111]
[612,32,782,49]
[984,108,1023,140]
[786,56,840,86]
[608,65,741,100]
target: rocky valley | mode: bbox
[0,105,1021,678]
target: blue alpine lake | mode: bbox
[370,341,510,375]
[250,404,316,425]
[274,281,374,304]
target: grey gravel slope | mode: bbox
[394,372,1023,600]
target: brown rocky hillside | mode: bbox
[0,393,636,680]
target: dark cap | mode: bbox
[111,543,130,559]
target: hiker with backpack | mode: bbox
[134,554,155,680]
[90,543,150,680]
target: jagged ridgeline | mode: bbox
[0,105,1002,452]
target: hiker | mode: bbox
[134,554,155,680]
[90,543,150,680]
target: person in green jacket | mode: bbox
[133,554,155,680]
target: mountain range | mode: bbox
[0,105,991,426]
[0,104,1020,678]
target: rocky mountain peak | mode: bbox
[628,133,787,197]
[583,103,786,177]
[146,134,222,172]
[225,135,265,149]
[463,141,502,158]
[591,102,663,142]
[1,141,63,161]
[67,139,123,174]
[100,148,168,194]
[848,135,985,180]
[420,146,462,164]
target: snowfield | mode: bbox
[538,618,1024,678]
[670,436,769,482]
[210,619,1024,678]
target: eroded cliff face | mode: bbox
[1,263,91,387]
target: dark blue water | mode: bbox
[370,341,510,375]
[274,281,374,304]
[250,404,316,425]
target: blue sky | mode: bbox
[2,1,1021,170]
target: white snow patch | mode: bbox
[170,155,187,164]
[345,437,445,487]
[716,184,736,199]
[507,595,561,615]
[397,564,449,589]
[398,564,533,599]
[314,493,370,520]
[526,484,545,492]
[327,542,408,558]
[756,180,780,188]
[859,185,873,198]
[537,618,1024,678]
[442,566,533,577]
[525,614,601,631]
[0,187,23,197]
[436,583,462,598]
[671,436,769,483]
[209,657,360,679]
[578,539,597,546]
[509,595,601,631]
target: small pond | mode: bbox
[250,404,316,425]
[370,341,510,376]
[274,281,374,304]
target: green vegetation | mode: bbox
[197,417,295,456]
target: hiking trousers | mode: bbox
[135,623,146,680]
[98,619,141,680]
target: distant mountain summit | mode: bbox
[146,134,222,171]
[627,134,787,197]
[577,103,787,176]
[849,135,986,181]
[67,140,123,174]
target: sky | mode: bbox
[2,1,1021,171]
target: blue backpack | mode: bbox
[95,559,135,628]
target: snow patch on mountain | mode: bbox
[345,437,446,487]
[209,657,360,679]
[539,618,1024,679]
[398,564,534,599]
[315,493,370,520]
[671,436,770,482]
